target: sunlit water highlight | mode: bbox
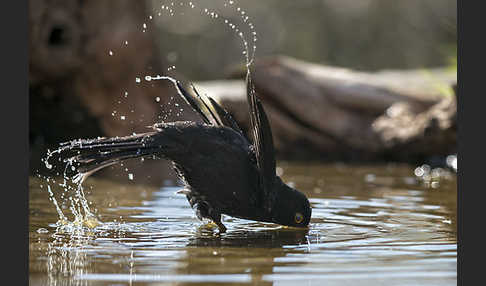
[30,163,456,286]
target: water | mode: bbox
[29,162,457,285]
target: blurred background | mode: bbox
[149,0,457,80]
[29,0,457,185]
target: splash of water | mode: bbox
[42,149,101,230]
[46,185,68,224]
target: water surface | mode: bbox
[29,162,456,285]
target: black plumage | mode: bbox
[57,71,312,232]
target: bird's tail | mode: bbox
[51,130,164,184]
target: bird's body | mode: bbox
[57,72,311,232]
[156,122,266,232]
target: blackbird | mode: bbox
[57,71,312,232]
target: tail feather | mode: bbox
[56,131,161,182]
[73,147,160,171]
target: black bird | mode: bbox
[57,71,312,232]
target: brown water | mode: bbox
[29,162,457,286]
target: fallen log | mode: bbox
[196,56,457,162]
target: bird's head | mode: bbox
[270,177,312,228]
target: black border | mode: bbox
[1,0,28,285]
[458,1,481,285]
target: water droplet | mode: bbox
[120,116,126,120]
[108,50,113,56]
[37,228,49,234]
[414,167,425,177]
[128,173,134,180]
[155,97,160,102]
[135,77,141,83]
[446,155,457,171]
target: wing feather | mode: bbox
[245,70,277,210]
[175,81,244,136]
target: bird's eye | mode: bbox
[294,212,304,224]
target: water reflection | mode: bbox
[188,226,309,248]
[29,163,456,286]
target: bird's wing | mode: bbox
[246,70,277,210]
[172,81,244,135]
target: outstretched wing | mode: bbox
[246,70,277,211]
[171,81,244,135]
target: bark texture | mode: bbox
[198,56,457,162]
